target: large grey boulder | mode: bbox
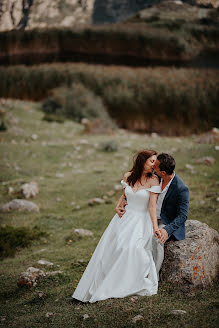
[160,220,219,292]
[0,199,39,212]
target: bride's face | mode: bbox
[143,155,157,173]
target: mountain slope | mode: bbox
[0,0,218,32]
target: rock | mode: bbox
[197,127,219,144]
[20,181,39,198]
[132,315,143,323]
[31,134,38,140]
[0,199,39,212]
[8,186,14,194]
[160,220,219,292]
[38,260,54,266]
[173,0,183,4]
[215,146,219,151]
[151,132,159,138]
[79,139,89,145]
[83,314,90,320]
[114,184,123,191]
[74,228,93,237]
[75,205,81,210]
[17,267,46,287]
[130,296,138,302]
[45,271,64,276]
[185,164,196,174]
[38,291,46,299]
[195,156,215,165]
[106,190,115,197]
[45,312,55,318]
[56,173,64,178]
[170,310,187,315]
[88,198,105,206]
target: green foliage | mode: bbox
[0,225,48,259]
[0,121,7,131]
[42,83,111,123]
[99,140,118,153]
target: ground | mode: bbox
[0,100,218,328]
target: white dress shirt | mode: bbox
[156,173,175,220]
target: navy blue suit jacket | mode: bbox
[160,174,189,240]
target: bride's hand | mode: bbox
[116,206,126,218]
[153,226,161,239]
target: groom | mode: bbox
[116,153,189,274]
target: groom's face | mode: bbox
[154,160,162,177]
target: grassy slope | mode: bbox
[0,100,218,327]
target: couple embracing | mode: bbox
[72,150,190,303]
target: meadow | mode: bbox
[0,99,218,328]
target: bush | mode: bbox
[0,225,48,259]
[0,63,218,134]
[99,140,118,152]
[0,121,7,131]
[42,83,111,123]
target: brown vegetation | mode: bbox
[0,63,218,135]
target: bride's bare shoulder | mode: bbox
[149,174,159,187]
[123,172,131,182]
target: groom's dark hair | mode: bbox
[157,153,175,175]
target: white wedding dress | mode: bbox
[72,180,161,303]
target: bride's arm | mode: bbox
[149,193,161,238]
[115,172,130,218]
[115,188,127,218]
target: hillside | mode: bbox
[0,98,218,327]
[0,0,218,32]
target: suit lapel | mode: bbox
[161,175,177,209]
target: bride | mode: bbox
[72,149,161,303]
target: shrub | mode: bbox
[0,121,7,131]
[99,140,118,152]
[0,63,218,134]
[42,83,112,123]
[0,225,48,259]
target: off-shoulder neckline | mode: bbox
[121,180,161,193]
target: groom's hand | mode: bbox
[159,228,168,243]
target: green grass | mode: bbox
[0,99,218,327]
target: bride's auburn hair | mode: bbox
[127,149,157,187]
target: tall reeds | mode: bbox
[0,63,218,135]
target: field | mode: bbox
[0,99,218,327]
